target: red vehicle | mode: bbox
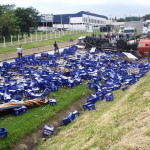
[138,39,150,57]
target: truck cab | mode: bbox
[123,27,136,37]
[119,26,125,34]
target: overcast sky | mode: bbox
[1,0,150,18]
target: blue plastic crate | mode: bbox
[0,128,7,138]
[13,106,27,116]
[83,103,90,110]
[72,110,79,119]
[87,94,97,104]
[83,103,96,111]
[87,104,96,111]
[62,117,72,125]
[4,76,10,83]
[105,93,113,102]
[48,99,56,106]
[62,110,79,125]
[67,112,75,121]
[43,125,54,136]
[96,92,104,101]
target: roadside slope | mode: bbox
[38,72,150,150]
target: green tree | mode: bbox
[15,7,39,37]
[0,4,18,38]
[143,14,150,21]
[1,4,15,11]
[0,6,3,17]
[0,9,19,38]
[117,18,125,22]
[117,16,141,22]
[125,16,141,21]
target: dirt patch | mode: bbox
[13,94,90,150]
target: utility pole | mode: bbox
[69,16,71,31]
[110,15,111,25]
[46,21,47,40]
[61,15,62,31]
[52,14,53,29]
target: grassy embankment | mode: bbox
[0,84,91,150]
[38,72,150,150]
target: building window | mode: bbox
[83,17,86,23]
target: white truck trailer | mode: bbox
[120,21,142,38]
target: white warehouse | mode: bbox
[53,11,107,31]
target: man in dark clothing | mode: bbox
[54,41,59,53]
[99,33,102,38]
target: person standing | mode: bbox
[115,35,118,41]
[132,33,135,40]
[17,45,22,58]
[53,41,59,53]
[109,34,112,42]
[99,33,102,39]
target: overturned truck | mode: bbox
[116,38,138,50]
[84,36,110,49]
[84,36,138,51]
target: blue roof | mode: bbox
[53,11,107,23]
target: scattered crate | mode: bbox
[105,93,113,102]
[62,110,79,125]
[0,128,7,138]
[48,99,56,106]
[43,125,54,136]
[13,106,27,116]
[83,103,96,111]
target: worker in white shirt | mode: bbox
[17,45,23,58]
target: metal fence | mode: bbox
[0,29,87,48]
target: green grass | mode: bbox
[0,84,91,150]
[38,73,150,150]
[0,32,100,54]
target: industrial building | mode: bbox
[38,11,107,31]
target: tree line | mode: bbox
[0,4,39,38]
[117,14,150,22]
